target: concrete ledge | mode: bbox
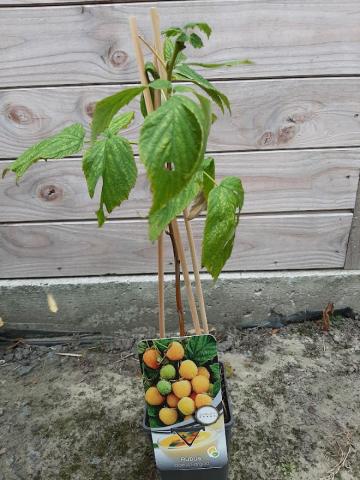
[0,270,359,334]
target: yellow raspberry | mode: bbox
[179,360,198,380]
[192,375,210,394]
[195,393,213,409]
[167,393,179,408]
[159,408,178,426]
[178,397,195,416]
[172,380,191,399]
[145,386,165,406]
[197,367,210,379]
[166,341,185,361]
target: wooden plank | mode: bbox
[345,176,360,269]
[1,1,360,87]
[1,78,360,159]
[0,149,359,222]
[0,213,352,278]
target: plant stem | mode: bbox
[168,224,186,336]
[167,41,185,81]
[183,208,209,334]
[138,35,168,72]
[203,170,218,186]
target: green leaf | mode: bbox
[82,133,137,225]
[162,27,183,38]
[139,95,205,213]
[202,176,244,280]
[149,417,164,428]
[185,335,217,365]
[3,123,85,181]
[144,61,159,80]
[203,156,215,200]
[149,79,172,90]
[184,22,212,38]
[163,38,187,64]
[147,405,161,417]
[149,170,203,241]
[138,340,149,355]
[173,64,230,113]
[209,363,221,397]
[107,111,135,135]
[189,32,203,49]
[91,86,145,141]
[185,59,253,69]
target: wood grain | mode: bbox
[0,213,352,278]
[1,78,360,159]
[1,149,359,222]
[1,1,359,87]
[345,176,360,269]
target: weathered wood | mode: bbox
[1,149,359,222]
[1,78,360,159]
[345,176,360,269]
[0,213,352,278]
[1,1,359,87]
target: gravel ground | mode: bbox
[0,316,359,480]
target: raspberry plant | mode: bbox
[3,13,249,334]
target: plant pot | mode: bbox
[143,363,233,480]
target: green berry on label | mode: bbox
[157,379,172,396]
[160,364,176,380]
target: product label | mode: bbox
[138,334,228,471]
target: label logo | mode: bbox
[195,405,219,426]
[207,446,220,458]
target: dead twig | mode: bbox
[321,432,354,480]
[113,352,136,364]
[322,302,334,334]
[55,352,82,358]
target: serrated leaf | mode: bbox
[189,32,203,49]
[3,124,85,181]
[149,79,172,90]
[139,95,205,213]
[83,134,137,225]
[173,64,230,113]
[91,86,145,141]
[149,171,202,241]
[184,22,212,38]
[107,111,135,135]
[202,176,244,280]
[185,335,217,365]
[163,38,187,64]
[203,156,215,199]
[162,27,183,38]
[185,59,253,69]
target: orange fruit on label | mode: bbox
[145,386,165,406]
[192,375,210,394]
[143,348,161,370]
[197,366,210,379]
[166,341,185,361]
[159,408,178,426]
[172,380,191,398]
[179,360,198,380]
[167,393,179,408]
[178,397,196,416]
[195,393,213,409]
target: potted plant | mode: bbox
[3,7,250,478]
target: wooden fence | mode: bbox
[0,0,359,279]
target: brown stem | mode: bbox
[167,225,186,337]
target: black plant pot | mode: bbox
[143,363,233,480]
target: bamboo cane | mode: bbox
[183,208,209,333]
[129,16,165,338]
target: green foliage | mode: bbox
[185,335,217,365]
[4,20,248,283]
[3,124,85,180]
[209,363,221,397]
[202,177,244,279]
[82,133,137,226]
[91,86,145,141]
[173,64,230,113]
[153,339,173,352]
[107,111,135,135]
[139,94,208,213]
